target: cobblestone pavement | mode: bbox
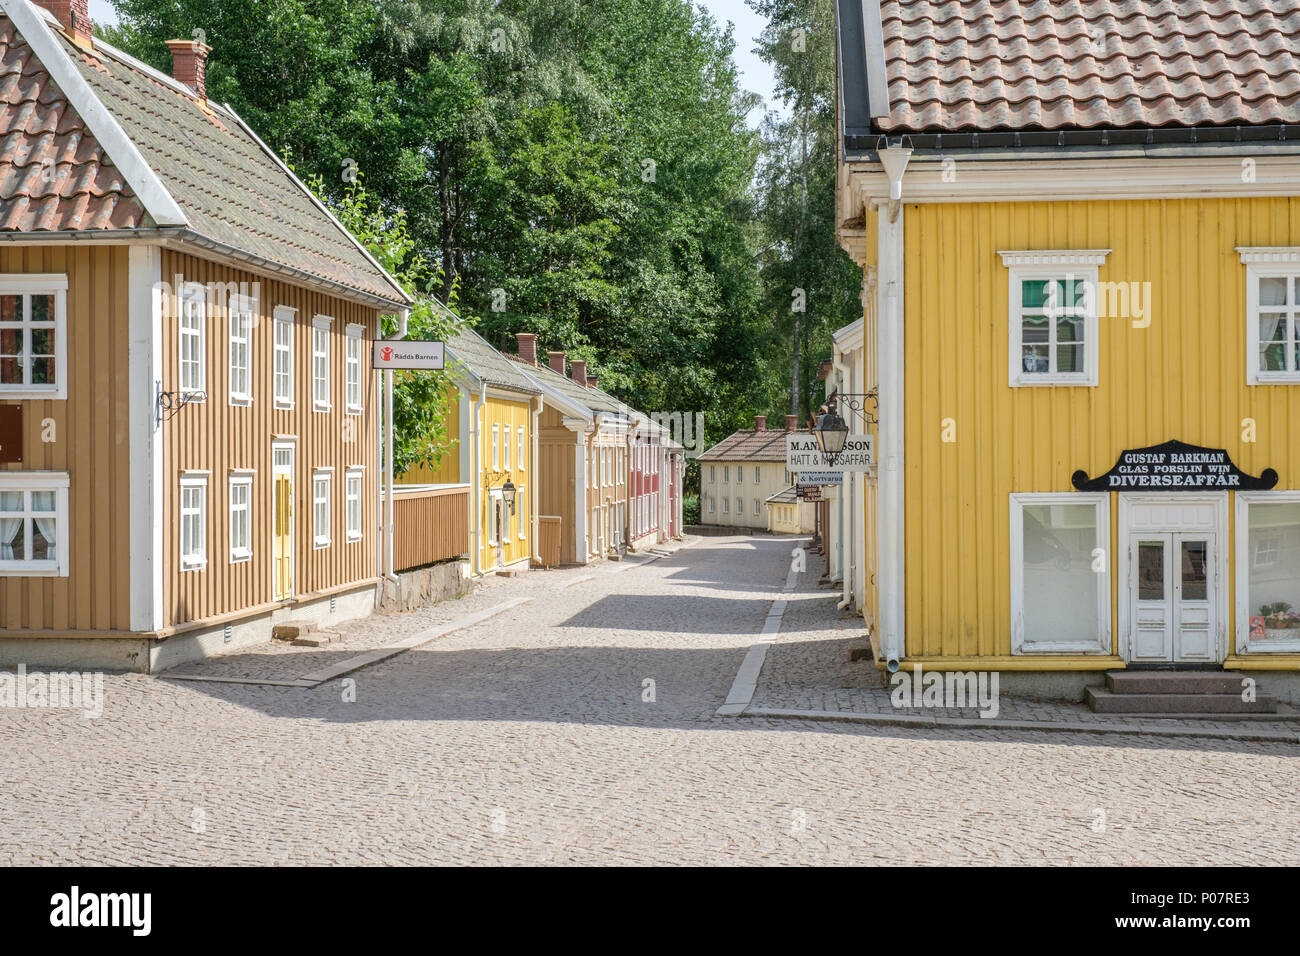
[2,534,1299,865]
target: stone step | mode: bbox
[291,630,340,648]
[272,619,318,641]
[1105,670,1247,695]
[1086,687,1279,714]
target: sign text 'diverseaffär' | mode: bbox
[785,434,874,473]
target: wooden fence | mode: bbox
[391,484,470,572]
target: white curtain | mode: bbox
[1260,315,1285,368]
[0,517,20,560]
[34,517,56,561]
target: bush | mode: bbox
[683,494,700,525]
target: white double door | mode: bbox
[1129,531,1215,662]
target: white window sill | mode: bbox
[313,538,331,549]
[180,559,207,572]
[229,395,253,407]
[230,550,252,564]
[274,399,295,410]
[346,406,363,416]
[178,390,207,402]
[347,533,362,543]
[1248,374,1300,385]
[0,561,63,576]
[0,386,66,401]
[1010,376,1097,388]
[314,402,332,412]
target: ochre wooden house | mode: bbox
[0,0,410,669]
[836,0,1300,705]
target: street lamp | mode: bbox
[502,479,517,516]
[814,410,849,464]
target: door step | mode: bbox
[1088,670,1281,715]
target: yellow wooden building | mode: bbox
[835,0,1300,704]
[401,327,539,575]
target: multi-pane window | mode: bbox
[754,466,760,482]
[723,466,729,483]
[0,474,68,575]
[1002,254,1104,387]
[735,497,742,515]
[737,464,743,483]
[345,324,363,413]
[722,497,729,514]
[492,425,500,470]
[710,466,715,481]
[503,421,511,471]
[754,499,760,516]
[1245,265,1300,382]
[180,474,208,571]
[517,426,525,471]
[313,471,331,547]
[312,317,332,410]
[517,484,526,539]
[708,497,715,514]
[178,284,206,397]
[273,307,294,408]
[228,301,253,405]
[229,474,252,562]
[1236,492,1300,651]
[0,276,65,398]
[346,469,363,542]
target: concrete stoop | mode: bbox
[272,620,341,648]
[1085,670,1295,719]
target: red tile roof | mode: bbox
[878,0,1300,133]
[701,427,806,463]
[0,18,146,231]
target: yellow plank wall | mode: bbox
[903,197,1300,659]
[479,394,532,568]
[1,245,131,632]
[160,250,380,628]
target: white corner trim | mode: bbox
[2,0,187,227]
[128,246,163,630]
[1236,246,1300,265]
[998,250,1111,267]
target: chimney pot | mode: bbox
[35,0,92,45]
[785,415,797,431]
[515,333,537,366]
[165,38,212,99]
[570,359,588,385]
[547,351,566,374]
[754,415,766,431]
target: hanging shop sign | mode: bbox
[796,485,822,501]
[786,434,874,473]
[372,340,445,370]
[1072,439,1278,491]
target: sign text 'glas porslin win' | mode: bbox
[372,340,446,370]
[785,434,874,473]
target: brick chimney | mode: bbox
[785,414,797,431]
[548,351,566,375]
[515,333,537,366]
[165,38,212,99]
[586,375,598,389]
[36,0,93,46]
[754,415,766,431]
[570,359,587,385]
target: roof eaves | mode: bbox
[4,0,187,227]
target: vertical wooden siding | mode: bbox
[478,394,533,568]
[392,486,468,571]
[536,404,579,563]
[903,197,1300,659]
[160,250,380,628]
[0,245,131,632]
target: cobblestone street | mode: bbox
[2,535,1299,865]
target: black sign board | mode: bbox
[0,405,20,464]
[1072,439,1277,492]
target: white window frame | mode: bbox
[179,472,209,572]
[345,468,363,542]
[517,425,525,472]
[312,469,332,548]
[503,420,511,472]
[177,282,206,399]
[1009,491,1111,654]
[273,306,295,409]
[0,274,67,400]
[517,483,526,540]
[228,472,253,563]
[0,471,69,576]
[345,323,364,413]
[492,424,500,471]
[708,496,714,514]
[228,296,254,406]
[710,466,715,481]
[737,464,743,483]
[312,316,332,411]
[754,499,760,516]
[1000,251,1107,388]
[754,466,760,482]
[722,497,729,515]
[1237,249,1300,384]
[1235,490,1300,653]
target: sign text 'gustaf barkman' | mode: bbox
[786,434,874,473]
[372,340,446,370]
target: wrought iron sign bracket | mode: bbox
[155,380,207,425]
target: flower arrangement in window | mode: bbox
[1259,602,1300,630]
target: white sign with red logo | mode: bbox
[372,340,446,370]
